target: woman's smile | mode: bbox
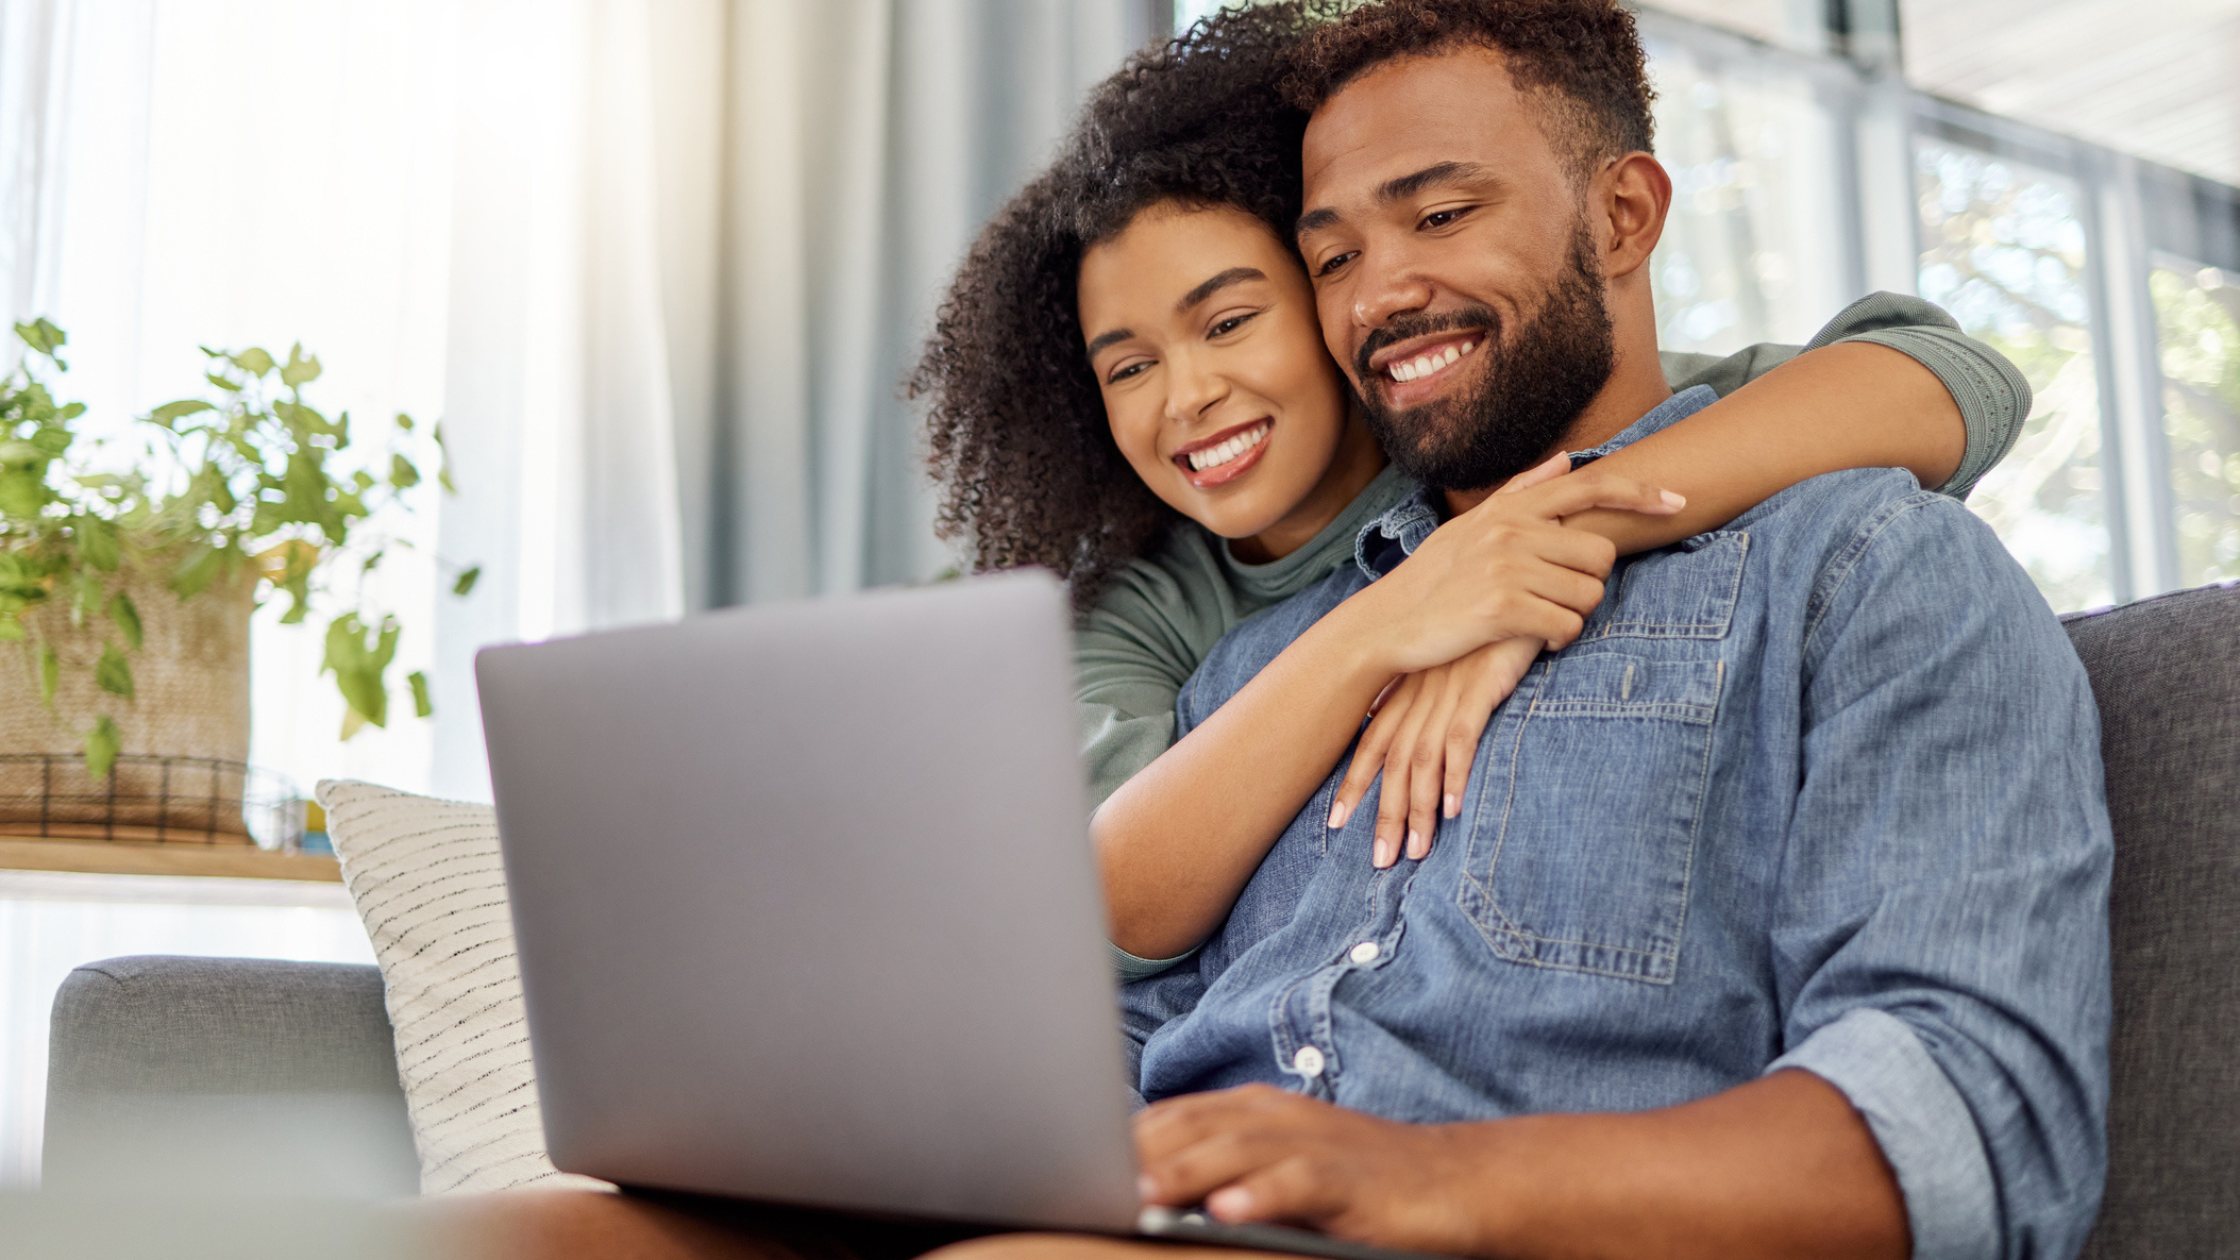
[1175,419,1274,486]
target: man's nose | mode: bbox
[1351,248,1434,332]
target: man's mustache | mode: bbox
[1354,305,1502,384]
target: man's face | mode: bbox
[1297,46,1614,491]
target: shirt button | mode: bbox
[1349,940,1380,964]
[1291,1045,1326,1077]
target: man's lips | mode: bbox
[1171,419,1272,488]
[1370,333,1481,385]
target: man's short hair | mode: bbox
[1284,0,1656,184]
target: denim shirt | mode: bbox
[1122,387,2113,1260]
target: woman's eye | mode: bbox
[1315,251,1356,277]
[1107,361,1151,384]
[1210,311,1260,337]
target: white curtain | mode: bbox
[427,0,1149,796]
[0,0,1154,1177]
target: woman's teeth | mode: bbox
[1387,338,1477,383]
[1186,422,1270,472]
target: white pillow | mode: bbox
[316,779,610,1195]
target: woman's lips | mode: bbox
[1174,420,1272,489]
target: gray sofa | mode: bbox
[44,583,2240,1258]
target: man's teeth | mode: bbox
[1186,422,1270,472]
[1387,338,1477,383]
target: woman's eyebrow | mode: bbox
[1084,327,1134,358]
[1176,266,1267,313]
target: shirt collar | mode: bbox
[1355,384,1721,580]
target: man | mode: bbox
[984,3,2111,1259]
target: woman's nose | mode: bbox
[1163,352,1228,423]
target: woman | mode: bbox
[912,4,2028,969]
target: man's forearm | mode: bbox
[1458,1070,1908,1260]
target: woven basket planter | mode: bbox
[0,558,257,839]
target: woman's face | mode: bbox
[1077,202,1377,560]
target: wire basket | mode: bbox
[0,753,306,852]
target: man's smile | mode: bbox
[1368,332,1482,406]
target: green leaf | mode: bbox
[74,514,120,571]
[322,612,398,732]
[38,644,58,706]
[206,371,242,393]
[231,347,276,377]
[108,592,143,649]
[452,565,481,597]
[280,343,322,388]
[94,642,134,699]
[407,669,433,718]
[395,412,415,431]
[83,715,121,781]
[15,318,67,367]
[148,399,216,428]
[173,545,224,600]
[70,571,101,627]
[389,454,420,489]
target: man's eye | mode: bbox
[1210,311,1259,337]
[1420,208,1467,230]
[1315,251,1356,277]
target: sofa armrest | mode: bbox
[44,955,418,1197]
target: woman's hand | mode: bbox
[1356,459,1683,678]
[1331,635,1544,866]
[1330,454,1676,866]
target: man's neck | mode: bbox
[1443,346,1673,516]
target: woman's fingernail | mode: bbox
[1406,828,1426,859]
[1660,490,1687,509]
[1373,836,1394,867]
[1443,793,1459,818]
[1138,1174,1158,1202]
[1328,799,1351,830]
[1207,1187,1253,1220]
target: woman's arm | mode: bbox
[1096,474,1678,961]
[1101,323,2023,960]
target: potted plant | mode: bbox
[0,319,474,840]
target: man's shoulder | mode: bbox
[1181,561,1368,723]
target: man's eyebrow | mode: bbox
[1378,160,1496,203]
[1083,327,1133,359]
[1177,266,1266,313]
[1295,161,1496,239]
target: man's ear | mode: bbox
[1595,153,1670,282]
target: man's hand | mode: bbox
[1133,1084,1499,1256]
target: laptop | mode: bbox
[476,570,1440,1260]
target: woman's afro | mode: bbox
[910,2,1341,615]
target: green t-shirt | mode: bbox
[1072,292,2032,812]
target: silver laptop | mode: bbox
[476,571,1438,1260]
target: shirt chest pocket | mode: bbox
[1455,527,1741,985]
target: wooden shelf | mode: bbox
[0,832,340,882]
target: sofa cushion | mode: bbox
[2063,582,2240,1260]
[42,955,417,1196]
[317,779,608,1196]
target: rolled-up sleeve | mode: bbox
[1774,490,2112,1260]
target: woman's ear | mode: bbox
[1597,152,1671,283]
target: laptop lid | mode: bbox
[476,572,1140,1230]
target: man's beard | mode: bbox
[1354,227,1616,492]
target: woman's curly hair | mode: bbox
[911,2,1340,615]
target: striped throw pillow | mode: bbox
[316,779,610,1195]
